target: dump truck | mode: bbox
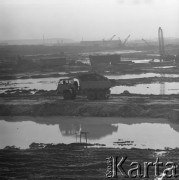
[56,72,112,100]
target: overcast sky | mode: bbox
[0,0,179,41]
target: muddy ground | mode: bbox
[1,90,179,179]
[0,94,179,119]
[1,66,179,119]
[1,63,179,179]
[0,143,179,180]
[0,65,179,80]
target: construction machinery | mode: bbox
[158,27,165,61]
[102,35,116,42]
[142,38,152,48]
[158,27,175,61]
[109,35,116,41]
[56,72,112,100]
[123,35,130,46]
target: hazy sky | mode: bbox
[0,0,179,41]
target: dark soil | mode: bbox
[0,143,179,179]
[0,94,179,118]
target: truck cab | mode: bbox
[56,78,79,100]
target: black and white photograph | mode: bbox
[0,0,179,179]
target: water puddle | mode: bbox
[1,73,179,94]
[154,66,176,69]
[111,82,179,95]
[80,50,141,56]
[0,117,179,149]
[0,77,68,92]
[122,59,152,63]
[106,73,179,79]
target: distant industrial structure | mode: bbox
[89,54,135,71]
[80,39,121,47]
[80,35,130,48]
[89,54,121,66]
[158,27,175,62]
[141,38,152,48]
[158,27,165,61]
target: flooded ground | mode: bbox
[1,42,179,179]
[106,73,179,79]
[80,50,141,56]
[111,82,179,95]
[1,73,179,94]
[1,116,179,149]
[0,77,67,92]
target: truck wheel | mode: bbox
[106,93,110,99]
[87,91,96,100]
[63,91,72,100]
[97,91,105,100]
[56,90,60,95]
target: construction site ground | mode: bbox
[0,93,179,118]
[1,68,179,179]
[1,143,179,180]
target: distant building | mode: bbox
[90,54,121,64]
[81,40,104,46]
[89,54,121,71]
[80,40,121,47]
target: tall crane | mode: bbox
[123,35,130,45]
[109,35,116,41]
[118,37,122,44]
[158,27,166,94]
[158,27,175,62]
[142,38,152,48]
[158,27,165,61]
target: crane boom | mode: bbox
[123,35,130,45]
[142,38,152,47]
[109,35,116,41]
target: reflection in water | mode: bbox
[0,117,179,149]
[59,121,118,139]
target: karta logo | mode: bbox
[106,156,179,179]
